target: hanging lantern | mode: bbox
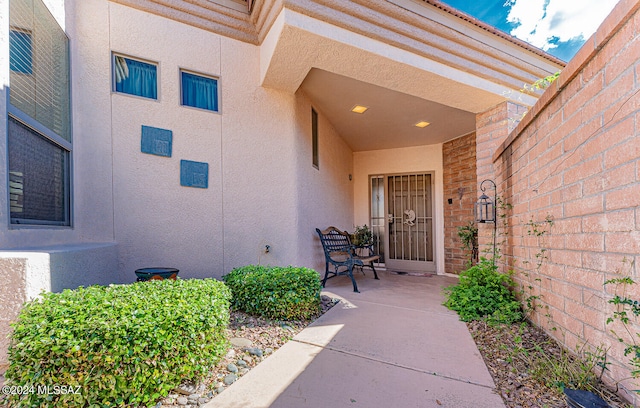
[474,180,497,223]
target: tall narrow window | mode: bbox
[113,55,158,100]
[181,71,219,112]
[312,108,319,169]
[9,0,71,226]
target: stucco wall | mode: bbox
[479,0,640,402]
[293,91,355,274]
[0,0,116,249]
[92,2,311,281]
[353,144,445,274]
[0,257,26,371]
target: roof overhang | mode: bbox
[110,0,565,150]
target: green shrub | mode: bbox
[6,279,231,407]
[223,265,321,320]
[444,259,522,324]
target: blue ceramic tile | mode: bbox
[180,160,208,188]
[141,125,172,157]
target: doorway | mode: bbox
[370,173,435,273]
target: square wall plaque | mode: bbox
[141,125,172,157]
[180,160,209,188]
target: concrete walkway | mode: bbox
[206,271,505,408]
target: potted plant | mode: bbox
[351,224,373,247]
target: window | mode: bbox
[8,0,71,226]
[181,71,219,112]
[8,117,70,225]
[9,29,32,74]
[113,55,158,99]
[312,108,319,169]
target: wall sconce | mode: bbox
[474,179,496,223]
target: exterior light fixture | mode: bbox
[414,121,430,128]
[474,179,496,223]
[351,105,368,114]
[475,179,498,262]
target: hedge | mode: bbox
[223,265,321,320]
[5,278,231,407]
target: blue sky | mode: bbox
[439,0,619,61]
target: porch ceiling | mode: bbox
[300,69,476,151]
[259,2,564,152]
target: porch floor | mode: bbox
[206,271,505,407]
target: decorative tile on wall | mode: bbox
[141,125,172,157]
[180,160,209,188]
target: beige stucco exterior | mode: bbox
[0,0,565,368]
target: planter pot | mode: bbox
[135,267,179,282]
[564,388,609,408]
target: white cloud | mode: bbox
[506,0,619,50]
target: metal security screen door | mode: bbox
[385,173,435,272]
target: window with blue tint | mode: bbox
[114,55,158,99]
[181,71,219,112]
[10,29,33,74]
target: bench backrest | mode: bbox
[316,226,352,257]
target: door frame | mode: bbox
[370,172,436,273]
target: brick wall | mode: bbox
[442,132,477,274]
[476,102,527,259]
[483,0,640,402]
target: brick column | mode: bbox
[475,102,527,261]
[443,132,477,274]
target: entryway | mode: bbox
[370,173,435,273]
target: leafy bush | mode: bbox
[6,279,231,407]
[444,259,522,324]
[223,265,321,320]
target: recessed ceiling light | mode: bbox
[415,121,430,128]
[351,105,368,114]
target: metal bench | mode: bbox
[316,226,380,292]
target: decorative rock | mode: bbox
[177,396,189,405]
[188,394,199,402]
[243,355,253,364]
[227,363,238,373]
[264,347,274,355]
[175,383,197,395]
[321,294,332,302]
[198,397,209,404]
[236,359,247,368]
[224,374,237,385]
[215,386,225,394]
[246,347,263,357]
[225,349,236,359]
[230,337,253,348]
[239,368,250,375]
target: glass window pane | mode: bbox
[181,71,218,111]
[9,0,71,142]
[8,116,70,225]
[114,56,158,100]
[9,30,33,74]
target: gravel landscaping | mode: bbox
[153,295,338,408]
[468,320,633,408]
